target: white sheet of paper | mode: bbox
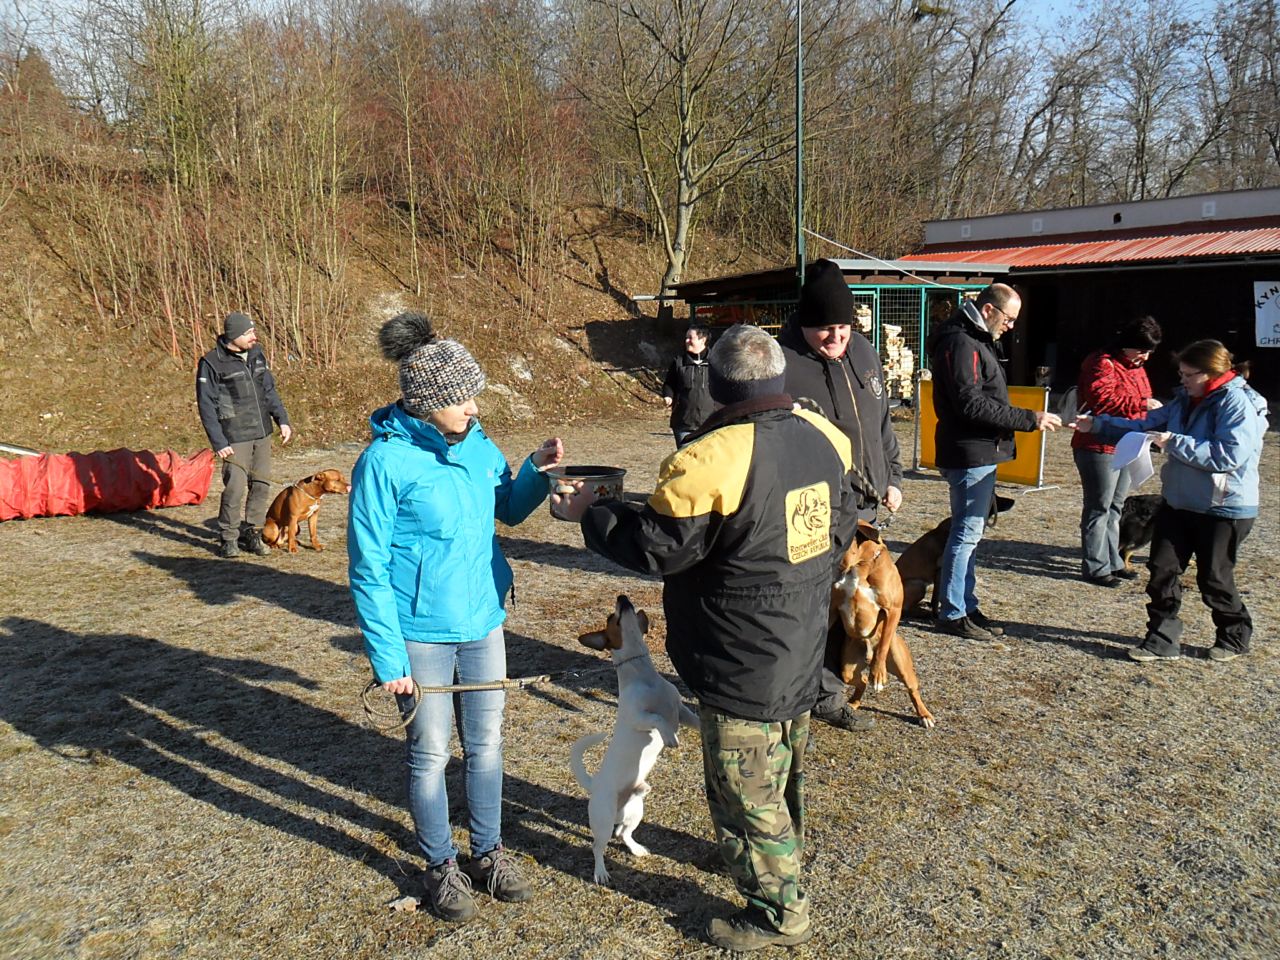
[1112,431,1155,489]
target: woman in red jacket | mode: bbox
[1072,315,1163,586]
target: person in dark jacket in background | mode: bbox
[661,322,714,446]
[779,258,902,733]
[927,285,1061,640]
[196,311,293,558]
[1071,315,1163,586]
[555,324,859,953]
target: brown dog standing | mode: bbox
[262,469,351,553]
[831,520,935,728]
[895,517,951,615]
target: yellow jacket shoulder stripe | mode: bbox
[648,423,754,518]
[793,407,853,471]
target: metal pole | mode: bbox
[795,0,805,293]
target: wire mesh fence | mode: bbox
[688,282,986,405]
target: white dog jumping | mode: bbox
[570,595,698,885]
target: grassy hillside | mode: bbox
[0,201,769,455]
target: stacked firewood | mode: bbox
[881,323,915,401]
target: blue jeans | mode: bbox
[1074,448,1131,579]
[401,627,506,866]
[938,465,998,622]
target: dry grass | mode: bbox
[1,414,1277,960]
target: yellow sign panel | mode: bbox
[915,380,1048,488]
[785,481,832,563]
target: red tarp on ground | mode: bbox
[0,448,215,521]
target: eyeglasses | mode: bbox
[989,305,1018,324]
[1178,368,1208,381]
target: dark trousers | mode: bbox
[1142,506,1254,656]
[217,437,273,543]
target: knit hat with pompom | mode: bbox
[378,312,486,415]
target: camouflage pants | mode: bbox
[700,706,810,936]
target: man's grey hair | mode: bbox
[708,324,784,382]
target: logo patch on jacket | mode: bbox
[867,373,883,399]
[785,482,831,563]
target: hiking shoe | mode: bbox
[1128,645,1180,663]
[968,609,1005,637]
[1112,568,1140,581]
[1208,646,1244,662]
[811,704,875,732]
[936,616,994,641]
[463,845,532,902]
[1087,574,1122,588]
[423,860,478,922]
[242,528,271,556]
[706,908,813,951]
[218,540,241,559]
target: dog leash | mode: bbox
[361,675,552,732]
[221,455,293,488]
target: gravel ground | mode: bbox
[1,410,1277,959]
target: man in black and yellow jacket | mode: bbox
[555,325,859,953]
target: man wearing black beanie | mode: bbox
[780,258,903,734]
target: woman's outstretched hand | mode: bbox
[532,438,564,470]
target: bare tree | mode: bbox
[1199,0,1280,189]
[564,0,801,295]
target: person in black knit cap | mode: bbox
[779,259,903,734]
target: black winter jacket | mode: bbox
[926,302,1037,468]
[581,398,859,722]
[661,350,714,433]
[196,339,290,449]
[778,322,902,507]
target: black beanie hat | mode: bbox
[797,259,853,328]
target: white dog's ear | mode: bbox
[636,610,649,634]
[577,630,609,651]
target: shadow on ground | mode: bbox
[0,617,715,913]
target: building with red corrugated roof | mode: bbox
[901,187,1280,397]
[671,188,1278,400]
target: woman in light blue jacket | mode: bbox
[1075,340,1268,664]
[348,312,563,922]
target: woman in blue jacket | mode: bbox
[1075,340,1268,664]
[348,312,563,922]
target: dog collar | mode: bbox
[612,651,650,669]
[292,481,321,502]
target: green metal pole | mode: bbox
[795,0,805,293]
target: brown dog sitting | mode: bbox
[261,469,352,553]
[831,520,935,728]
[896,517,951,616]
